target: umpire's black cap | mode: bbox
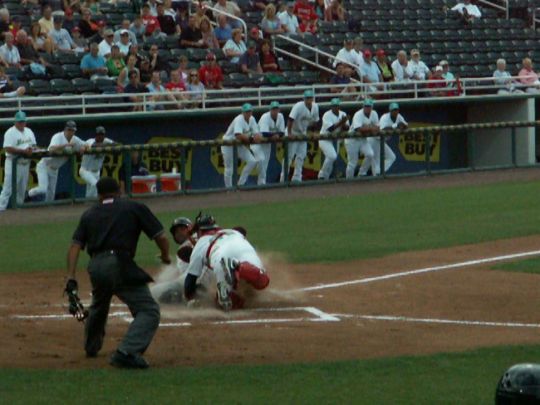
[96,177,120,196]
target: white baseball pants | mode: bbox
[250,143,271,185]
[221,145,263,188]
[280,141,307,182]
[371,138,396,175]
[344,138,376,178]
[28,160,59,202]
[79,167,100,198]
[318,140,340,180]
[0,159,30,210]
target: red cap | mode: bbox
[363,49,372,58]
[250,26,259,35]
[97,20,106,27]
[376,49,385,57]
[65,8,73,16]
[206,52,216,61]
[72,26,80,32]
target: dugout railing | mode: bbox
[5,119,540,210]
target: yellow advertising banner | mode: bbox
[398,124,441,163]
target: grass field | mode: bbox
[2,178,540,403]
[493,257,540,274]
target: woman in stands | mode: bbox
[78,8,100,38]
[223,29,246,64]
[200,17,220,50]
[325,0,345,22]
[261,4,285,36]
[187,69,205,108]
[30,22,53,54]
[260,40,280,73]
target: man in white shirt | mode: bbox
[98,29,115,58]
[278,2,300,35]
[406,49,431,81]
[114,19,138,45]
[79,126,115,198]
[346,98,378,178]
[351,37,365,74]
[391,50,413,82]
[361,50,383,93]
[0,111,36,211]
[281,90,320,183]
[28,121,87,202]
[221,103,264,188]
[213,0,242,29]
[333,39,361,77]
[255,101,285,185]
[0,32,21,68]
[451,0,481,24]
[49,15,76,52]
[318,98,349,180]
[374,102,407,175]
[115,30,132,57]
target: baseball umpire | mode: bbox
[65,177,170,369]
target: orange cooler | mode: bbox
[131,175,157,194]
[160,173,181,192]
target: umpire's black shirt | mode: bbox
[72,198,164,258]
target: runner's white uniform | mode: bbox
[255,110,285,185]
[79,137,114,198]
[281,101,319,182]
[221,114,264,188]
[28,131,85,202]
[318,109,349,180]
[346,109,378,178]
[0,125,36,210]
[374,112,407,175]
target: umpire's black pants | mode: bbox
[84,252,160,356]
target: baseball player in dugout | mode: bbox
[65,177,170,369]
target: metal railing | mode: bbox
[477,0,509,18]
[5,119,539,209]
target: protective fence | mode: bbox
[4,119,539,210]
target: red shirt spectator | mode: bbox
[142,4,161,35]
[260,40,280,72]
[165,78,187,91]
[294,0,318,33]
[428,66,447,96]
[199,53,224,89]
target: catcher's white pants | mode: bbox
[371,138,396,175]
[250,143,271,185]
[0,159,30,210]
[79,167,100,198]
[280,140,307,182]
[345,137,376,178]
[28,160,58,202]
[221,145,263,188]
[318,140,340,180]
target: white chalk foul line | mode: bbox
[334,313,540,329]
[12,311,130,320]
[297,249,540,292]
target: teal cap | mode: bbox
[14,111,27,122]
[303,89,314,98]
[389,102,399,111]
[269,101,280,109]
[241,103,253,112]
[330,98,341,106]
[364,99,374,107]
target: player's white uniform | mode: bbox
[255,111,285,185]
[318,109,349,180]
[28,131,85,202]
[79,137,114,198]
[346,109,378,178]
[222,114,264,188]
[374,112,407,175]
[0,125,36,210]
[281,101,319,182]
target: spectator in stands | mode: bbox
[130,16,146,39]
[180,14,205,48]
[325,0,345,21]
[114,20,138,46]
[187,69,205,108]
[391,50,412,82]
[149,44,169,80]
[333,38,360,77]
[351,37,364,70]
[375,49,394,82]
[493,58,523,94]
[157,1,180,35]
[0,66,25,97]
[165,69,189,109]
[126,43,146,67]
[50,16,77,52]
[213,0,243,30]
[148,0,159,16]
[223,28,246,64]
[10,16,22,39]
[84,0,101,15]
[294,0,318,34]
[39,5,54,35]
[71,27,88,53]
[65,0,83,14]
[16,30,49,77]
[439,60,459,95]
[0,33,21,68]
[78,8,100,39]
[142,3,161,36]
[30,22,53,55]
[449,0,481,24]
[0,9,10,38]
[62,9,77,33]
[330,63,357,98]
[518,57,540,93]
[98,28,114,58]
[146,71,167,110]
[200,17,220,49]
[106,45,126,77]
[314,0,325,20]
[80,42,108,80]
[116,30,132,57]
[176,7,190,32]
[428,66,447,96]
[260,39,280,73]
[406,49,431,81]
[214,15,233,47]
[175,54,190,83]
[118,54,140,88]
[240,41,263,74]
[361,50,383,93]
[199,52,224,89]
[124,70,150,112]
[278,2,300,35]
[248,27,264,49]
[262,4,286,36]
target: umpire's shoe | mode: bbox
[110,350,149,369]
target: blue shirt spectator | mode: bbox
[214,15,232,47]
[80,43,108,79]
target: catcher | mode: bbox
[184,213,269,311]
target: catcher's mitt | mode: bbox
[64,279,89,322]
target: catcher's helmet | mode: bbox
[496,363,540,404]
[169,217,193,235]
[195,212,218,231]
